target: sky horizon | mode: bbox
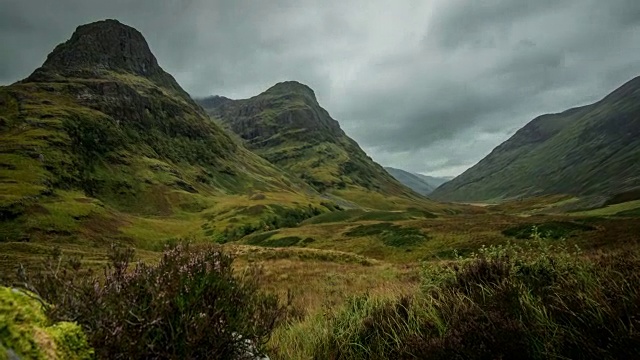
[2,0,640,177]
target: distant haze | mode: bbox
[2,0,640,176]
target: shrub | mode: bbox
[18,244,282,359]
[502,221,595,239]
[310,238,640,359]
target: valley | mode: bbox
[1,18,639,360]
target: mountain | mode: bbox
[431,76,640,203]
[0,19,324,245]
[198,82,428,209]
[384,167,451,195]
[414,174,452,189]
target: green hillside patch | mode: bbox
[245,232,302,248]
[302,208,437,225]
[345,222,429,248]
[346,210,402,222]
[245,231,278,245]
[301,209,366,224]
[604,189,640,205]
[615,207,640,217]
[572,200,640,217]
[502,221,596,240]
[264,236,302,247]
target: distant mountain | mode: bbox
[414,174,452,189]
[198,82,431,209]
[384,167,451,195]
[431,76,640,202]
[0,19,321,243]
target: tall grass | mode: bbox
[270,231,640,359]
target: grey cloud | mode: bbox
[425,0,574,50]
[1,0,640,177]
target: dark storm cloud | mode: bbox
[1,0,640,177]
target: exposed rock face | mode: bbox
[26,19,190,101]
[197,95,233,109]
[43,19,160,76]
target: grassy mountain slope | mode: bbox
[384,167,436,195]
[431,76,640,202]
[198,82,431,210]
[415,173,452,188]
[0,20,328,247]
[384,167,452,195]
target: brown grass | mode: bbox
[226,245,420,316]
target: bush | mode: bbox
[18,244,282,359]
[502,221,595,239]
[309,238,640,359]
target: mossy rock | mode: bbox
[0,287,94,360]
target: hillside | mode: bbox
[384,167,436,195]
[198,83,429,209]
[415,174,452,189]
[0,19,327,246]
[384,167,451,195]
[431,76,640,202]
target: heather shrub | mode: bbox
[18,243,282,359]
[308,232,640,359]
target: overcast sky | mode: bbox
[2,0,640,176]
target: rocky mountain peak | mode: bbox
[25,19,193,102]
[41,19,161,77]
[197,95,233,109]
[263,81,317,101]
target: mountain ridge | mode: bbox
[431,76,640,202]
[198,83,430,209]
[384,167,451,195]
[0,19,330,246]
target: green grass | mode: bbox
[345,223,430,248]
[301,209,366,224]
[301,209,438,225]
[354,209,436,222]
[572,199,640,216]
[245,231,278,245]
[263,236,302,248]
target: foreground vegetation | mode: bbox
[7,244,282,359]
[270,235,640,359]
[3,227,639,359]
